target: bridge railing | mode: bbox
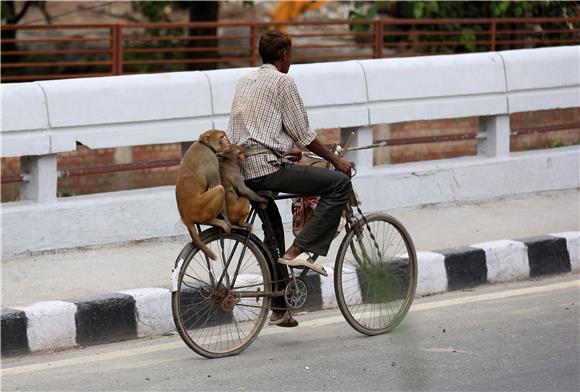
[1,46,578,257]
[1,17,578,82]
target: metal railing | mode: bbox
[2,17,579,82]
[2,121,578,186]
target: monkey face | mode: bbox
[220,133,231,152]
[236,147,246,162]
[227,144,246,162]
[201,129,230,153]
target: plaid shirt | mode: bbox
[226,64,317,180]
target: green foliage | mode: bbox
[132,1,172,22]
[395,1,577,19]
[1,1,15,24]
[550,138,580,148]
[348,1,378,33]
[125,1,220,73]
[459,28,477,52]
[57,189,77,198]
[375,1,578,55]
[410,1,439,19]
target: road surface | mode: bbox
[2,274,578,392]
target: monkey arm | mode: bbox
[235,178,268,203]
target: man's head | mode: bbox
[259,30,292,74]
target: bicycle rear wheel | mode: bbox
[334,213,417,335]
[171,230,271,358]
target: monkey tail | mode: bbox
[185,223,217,261]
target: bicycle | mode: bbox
[170,156,418,358]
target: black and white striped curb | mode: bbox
[2,231,578,357]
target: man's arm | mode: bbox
[278,78,352,175]
[306,138,352,176]
[279,77,317,148]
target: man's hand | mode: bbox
[284,147,303,162]
[332,157,353,177]
[306,137,354,177]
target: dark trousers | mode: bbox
[246,164,352,311]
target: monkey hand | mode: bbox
[254,196,269,210]
[239,222,253,230]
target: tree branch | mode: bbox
[13,1,33,23]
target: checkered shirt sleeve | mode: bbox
[226,64,317,180]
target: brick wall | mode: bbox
[1,158,20,202]
[374,116,479,166]
[2,108,578,202]
[129,144,181,190]
[58,145,115,196]
[510,108,580,151]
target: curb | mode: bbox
[2,231,578,357]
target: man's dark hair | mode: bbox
[258,30,292,64]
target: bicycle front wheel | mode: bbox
[172,230,271,358]
[334,213,417,335]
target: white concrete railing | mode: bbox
[1,46,579,258]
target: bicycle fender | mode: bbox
[172,228,224,269]
[170,257,185,293]
[171,228,276,293]
[171,228,223,293]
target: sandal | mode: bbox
[278,252,328,277]
[268,311,299,328]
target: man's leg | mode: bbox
[246,164,351,324]
[245,182,289,322]
[254,201,288,314]
[248,164,352,256]
[262,199,285,259]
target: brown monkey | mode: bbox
[175,129,231,260]
[219,144,268,229]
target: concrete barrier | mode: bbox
[1,83,50,157]
[500,46,580,113]
[1,46,579,258]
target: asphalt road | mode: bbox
[2,274,579,392]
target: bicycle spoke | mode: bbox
[172,231,271,358]
[335,214,417,336]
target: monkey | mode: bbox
[219,144,268,229]
[175,129,231,260]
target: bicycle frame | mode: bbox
[172,183,381,309]
[171,185,418,357]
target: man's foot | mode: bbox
[282,243,303,261]
[269,311,299,328]
[270,310,286,322]
[278,252,328,277]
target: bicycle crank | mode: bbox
[284,278,308,309]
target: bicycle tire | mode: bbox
[334,213,417,336]
[172,230,271,358]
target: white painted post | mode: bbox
[20,154,58,202]
[341,126,373,173]
[477,115,510,158]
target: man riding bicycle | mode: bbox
[226,30,353,327]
